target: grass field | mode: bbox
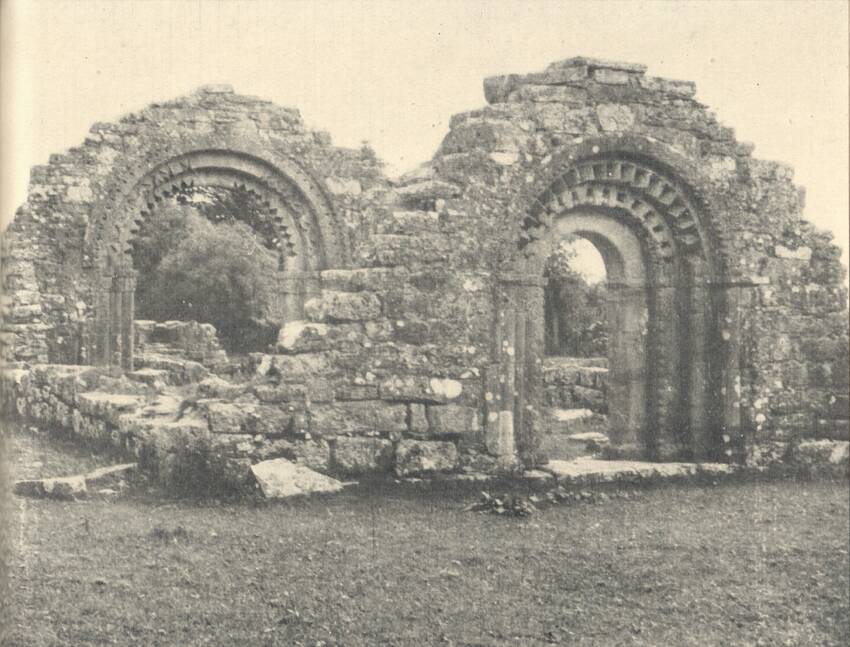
[3,429,849,646]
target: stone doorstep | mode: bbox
[13,462,138,500]
[537,458,735,486]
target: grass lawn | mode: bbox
[3,428,849,646]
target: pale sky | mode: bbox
[2,0,847,271]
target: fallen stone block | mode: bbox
[251,458,344,498]
[14,475,87,500]
[83,463,137,488]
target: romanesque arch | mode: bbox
[83,149,348,368]
[517,154,726,460]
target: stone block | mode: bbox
[15,475,87,500]
[440,118,526,155]
[304,291,382,322]
[426,404,482,435]
[135,353,209,384]
[254,383,308,403]
[277,320,364,353]
[596,104,635,132]
[409,403,428,433]
[266,353,339,382]
[379,375,460,403]
[637,76,697,98]
[377,210,441,235]
[746,441,789,467]
[197,400,257,434]
[395,180,461,208]
[290,439,332,472]
[506,84,589,104]
[196,376,249,399]
[358,233,451,267]
[77,392,145,425]
[572,385,606,411]
[332,437,394,475]
[320,267,401,292]
[335,384,380,401]
[253,405,300,437]
[309,401,407,436]
[394,439,458,476]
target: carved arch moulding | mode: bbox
[521,156,720,280]
[84,149,350,273]
[82,149,349,368]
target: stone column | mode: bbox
[488,273,546,468]
[116,271,137,370]
[606,281,648,452]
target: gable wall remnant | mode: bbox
[2,58,847,487]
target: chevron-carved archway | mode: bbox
[516,154,724,461]
[84,149,347,368]
[523,157,713,267]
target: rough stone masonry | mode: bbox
[1,57,848,489]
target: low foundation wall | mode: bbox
[542,357,608,412]
[3,360,847,493]
[0,361,503,493]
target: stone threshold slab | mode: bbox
[538,458,733,485]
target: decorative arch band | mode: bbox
[84,149,348,272]
[523,157,708,263]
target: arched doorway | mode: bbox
[83,150,346,369]
[508,155,725,462]
[542,212,650,451]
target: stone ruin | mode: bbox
[2,57,848,492]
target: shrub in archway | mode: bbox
[544,241,608,357]
[135,204,279,352]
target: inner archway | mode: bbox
[130,185,283,354]
[541,212,650,455]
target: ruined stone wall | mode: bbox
[2,58,847,482]
[420,56,849,463]
[542,357,608,413]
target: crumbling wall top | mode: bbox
[484,57,697,104]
